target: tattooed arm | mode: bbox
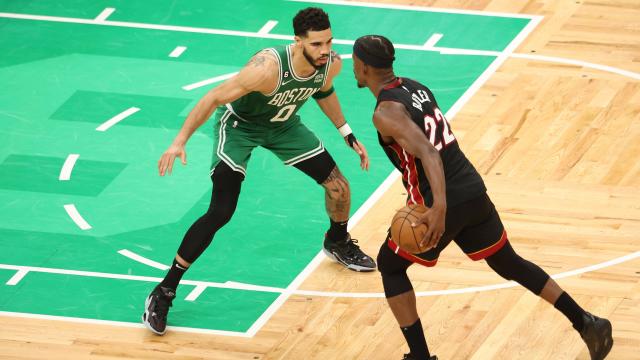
[158,50,279,175]
[171,50,278,145]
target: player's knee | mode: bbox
[377,242,410,276]
[485,243,518,280]
[378,247,414,298]
[485,242,549,294]
[205,205,235,228]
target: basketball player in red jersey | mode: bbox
[352,35,613,360]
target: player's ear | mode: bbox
[293,35,303,47]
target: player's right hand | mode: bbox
[158,144,187,176]
[413,203,446,250]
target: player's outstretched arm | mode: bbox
[373,101,446,248]
[158,51,279,176]
[314,52,369,170]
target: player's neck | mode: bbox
[371,74,398,97]
[290,45,317,78]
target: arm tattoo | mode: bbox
[247,55,267,67]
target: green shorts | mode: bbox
[210,108,325,176]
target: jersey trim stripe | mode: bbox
[264,48,282,97]
[383,77,402,90]
[224,103,250,122]
[216,110,247,176]
[402,149,417,204]
[467,230,508,260]
[407,154,425,205]
[320,51,332,88]
[286,45,318,81]
[388,143,425,205]
[283,141,325,165]
[387,238,438,267]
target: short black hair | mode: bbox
[293,7,331,37]
[353,35,395,68]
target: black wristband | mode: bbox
[312,86,335,100]
[346,133,357,147]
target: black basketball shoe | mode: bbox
[142,285,176,335]
[323,233,376,272]
[580,312,613,360]
[402,354,438,360]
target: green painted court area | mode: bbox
[0,0,532,334]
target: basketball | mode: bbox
[390,204,429,254]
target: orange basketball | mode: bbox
[390,204,429,254]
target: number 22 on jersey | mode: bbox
[423,107,456,151]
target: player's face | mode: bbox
[352,55,366,88]
[298,29,333,69]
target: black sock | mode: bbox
[554,292,586,332]
[159,258,188,291]
[401,319,430,360]
[327,219,348,242]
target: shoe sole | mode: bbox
[323,249,376,272]
[142,295,167,336]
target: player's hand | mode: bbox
[158,144,187,176]
[348,138,369,171]
[412,203,446,250]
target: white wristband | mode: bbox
[338,123,352,137]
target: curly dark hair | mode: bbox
[293,7,331,37]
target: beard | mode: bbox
[303,48,328,70]
[357,81,365,88]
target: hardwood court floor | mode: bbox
[1,0,638,359]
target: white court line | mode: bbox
[183,72,238,91]
[0,12,292,41]
[6,269,29,285]
[432,48,640,81]
[169,45,187,58]
[0,250,638,336]
[1,250,638,299]
[96,107,140,131]
[289,0,541,19]
[442,15,542,120]
[59,153,79,181]
[258,20,278,35]
[423,33,443,48]
[0,12,520,54]
[0,311,251,337]
[95,7,115,22]
[185,284,208,301]
[510,53,640,81]
[63,204,92,230]
[117,249,169,270]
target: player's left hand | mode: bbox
[347,138,369,171]
[413,203,446,250]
